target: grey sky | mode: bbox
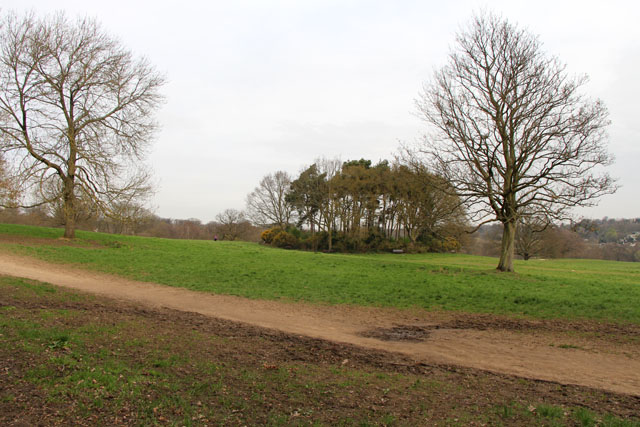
[5,0,639,222]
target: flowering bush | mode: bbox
[260,227,282,244]
[271,231,299,249]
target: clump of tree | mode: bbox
[250,158,469,253]
[0,205,264,242]
[0,11,165,238]
[135,212,261,242]
[411,12,617,271]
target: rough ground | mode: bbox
[4,279,640,425]
[1,252,639,398]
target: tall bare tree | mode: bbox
[0,12,165,238]
[414,12,616,271]
[245,171,294,228]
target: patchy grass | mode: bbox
[1,276,639,425]
[1,223,640,323]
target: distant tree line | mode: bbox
[246,158,469,253]
[467,218,640,263]
[0,206,262,242]
[2,189,638,262]
[572,218,640,244]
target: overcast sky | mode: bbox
[5,0,639,222]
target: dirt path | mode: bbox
[1,252,639,397]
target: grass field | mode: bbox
[2,276,638,426]
[1,223,639,323]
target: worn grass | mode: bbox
[1,223,639,323]
[1,277,638,426]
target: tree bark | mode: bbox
[62,178,76,239]
[497,220,517,272]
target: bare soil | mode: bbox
[1,252,640,399]
[3,281,639,425]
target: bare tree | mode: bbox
[245,171,294,228]
[515,215,549,261]
[414,12,616,271]
[0,12,165,238]
[107,202,155,235]
[215,208,246,240]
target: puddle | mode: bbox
[360,325,437,342]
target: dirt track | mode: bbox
[1,252,639,397]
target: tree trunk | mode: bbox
[310,217,317,252]
[406,226,418,244]
[497,220,517,272]
[62,178,76,239]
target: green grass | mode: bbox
[1,223,640,323]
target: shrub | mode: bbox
[418,232,462,253]
[332,233,363,252]
[271,231,299,249]
[303,231,329,251]
[442,236,462,253]
[364,229,385,247]
[260,227,282,244]
[286,226,303,239]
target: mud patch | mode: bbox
[361,324,438,342]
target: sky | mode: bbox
[4,0,639,223]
